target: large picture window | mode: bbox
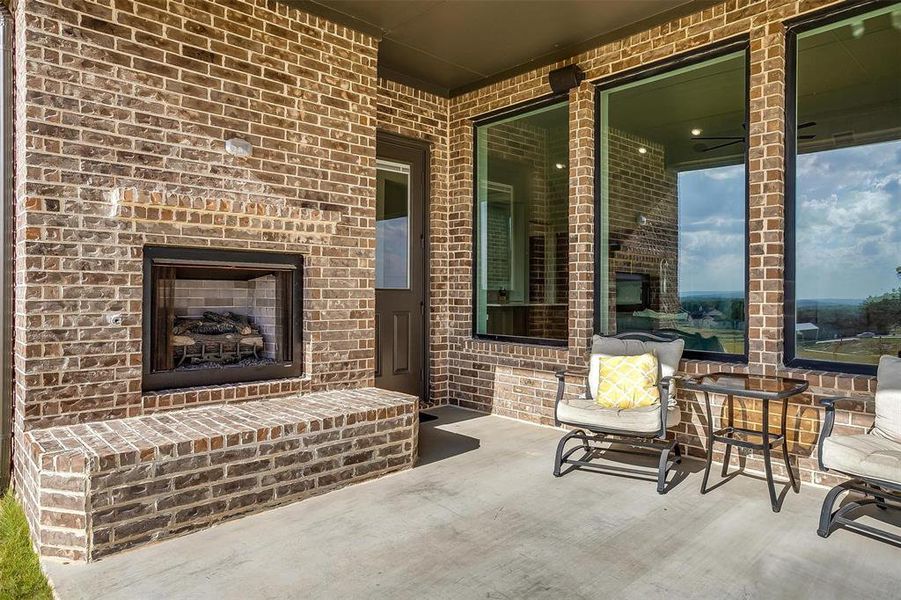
[596,45,748,359]
[474,100,569,344]
[786,4,901,373]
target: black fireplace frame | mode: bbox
[142,246,303,392]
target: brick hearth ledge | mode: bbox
[19,389,418,561]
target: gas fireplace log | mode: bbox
[172,335,196,347]
[202,311,253,335]
[172,334,264,347]
[173,311,256,336]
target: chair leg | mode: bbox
[554,429,587,477]
[700,438,714,494]
[700,391,715,495]
[782,437,799,493]
[720,442,732,477]
[554,430,683,493]
[818,480,854,538]
[762,437,779,512]
[656,441,678,495]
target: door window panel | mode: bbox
[376,161,411,290]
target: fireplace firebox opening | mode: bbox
[142,247,303,392]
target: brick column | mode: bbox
[567,80,595,370]
[446,105,474,352]
[747,23,786,375]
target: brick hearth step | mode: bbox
[20,388,418,561]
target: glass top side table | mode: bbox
[681,373,809,512]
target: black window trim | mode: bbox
[592,35,752,364]
[783,0,893,377]
[471,93,571,347]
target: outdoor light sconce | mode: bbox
[225,137,253,157]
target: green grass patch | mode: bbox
[797,336,901,365]
[0,490,53,600]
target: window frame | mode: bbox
[783,0,895,376]
[471,94,570,347]
[592,36,752,363]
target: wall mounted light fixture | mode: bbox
[225,138,253,157]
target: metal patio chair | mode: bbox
[817,354,901,545]
[553,332,685,494]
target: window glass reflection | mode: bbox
[376,162,410,290]
[791,4,901,367]
[599,50,747,356]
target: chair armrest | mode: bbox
[818,396,853,410]
[817,396,854,471]
[656,376,674,438]
[554,370,567,426]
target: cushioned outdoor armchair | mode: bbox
[817,355,901,545]
[553,332,685,494]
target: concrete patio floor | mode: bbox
[45,406,899,600]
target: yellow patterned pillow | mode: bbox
[595,353,660,409]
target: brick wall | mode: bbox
[11,0,381,498]
[444,0,879,486]
[13,0,378,419]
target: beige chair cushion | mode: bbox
[822,434,901,485]
[557,395,681,434]
[875,354,901,443]
[588,335,685,403]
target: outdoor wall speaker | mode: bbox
[548,64,585,95]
